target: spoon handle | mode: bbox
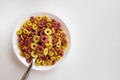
[21,61,33,80]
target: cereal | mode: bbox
[31,43,38,50]
[32,23,38,30]
[16,15,68,67]
[30,16,35,23]
[36,16,42,21]
[16,30,22,35]
[37,21,44,27]
[40,35,48,43]
[36,45,44,54]
[46,23,52,27]
[44,28,52,36]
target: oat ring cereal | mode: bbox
[16,15,68,67]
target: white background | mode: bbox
[0,0,120,80]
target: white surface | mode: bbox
[0,0,120,80]
[12,12,71,71]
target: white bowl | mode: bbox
[12,12,71,71]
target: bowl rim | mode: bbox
[12,12,71,71]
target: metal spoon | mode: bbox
[21,60,33,80]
